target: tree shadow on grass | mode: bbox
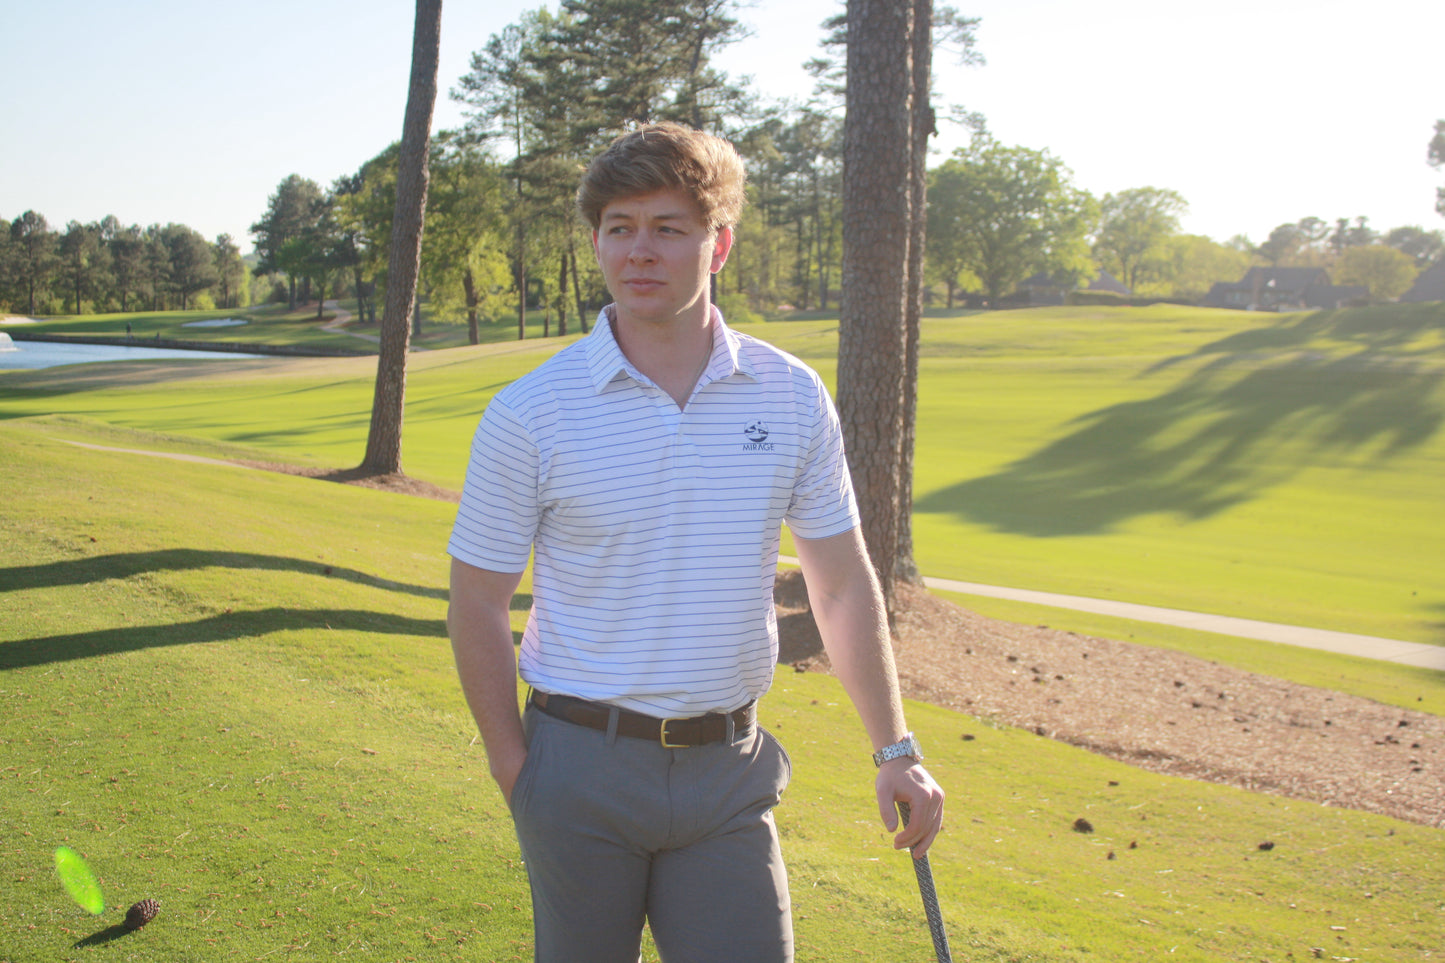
[1149,304,1445,375]
[0,607,449,671]
[919,308,1445,536]
[0,548,446,600]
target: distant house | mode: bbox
[1400,261,1445,303]
[1088,268,1131,295]
[1018,268,1131,306]
[1203,267,1368,311]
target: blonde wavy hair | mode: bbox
[576,122,746,233]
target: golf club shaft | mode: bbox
[898,801,953,963]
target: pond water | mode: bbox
[0,335,270,371]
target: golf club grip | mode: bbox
[898,802,954,963]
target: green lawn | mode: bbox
[18,300,593,353]
[898,304,1445,645]
[2,417,1441,962]
[5,302,1442,644]
[15,304,371,353]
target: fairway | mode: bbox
[3,302,1442,644]
[2,415,1442,962]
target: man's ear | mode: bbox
[591,229,600,262]
[711,225,734,274]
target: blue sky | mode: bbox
[3,0,1441,253]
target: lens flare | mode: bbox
[54,846,105,915]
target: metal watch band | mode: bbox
[872,732,923,767]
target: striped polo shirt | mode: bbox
[448,306,859,718]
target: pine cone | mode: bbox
[124,898,160,930]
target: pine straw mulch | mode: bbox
[251,464,1443,830]
[234,461,465,502]
[774,571,1444,830]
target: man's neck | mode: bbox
[611,303,715,408]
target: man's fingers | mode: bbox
[875,761,945,854]
[877,786,901,831]
[902,802,944,858]
[895,798,942,850]
[892,794,944,856]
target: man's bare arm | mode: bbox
[793,527,945,857]
[448,558,528,805]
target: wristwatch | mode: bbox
[872,732,923,767]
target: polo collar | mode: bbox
[584,304,756,395]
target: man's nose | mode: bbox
[627,231,658,262]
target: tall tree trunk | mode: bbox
[557,253,569,337]
[515,220,527,341]
[895,0,934,586]
[568,241,589,334]
[813,173,828,311]
[352,268,367,324]
[837,0,916,616]
[463,266,480,344]
[360,0,441,476]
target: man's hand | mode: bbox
[876,759,945,858]
[492,747,528,808]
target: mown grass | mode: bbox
[19,300,593,353]
[4,302,1442,644]
[2,418,1442,962]
[15,305,368,354]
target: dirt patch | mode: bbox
[235,461,462,503]
[776,571,1443,830]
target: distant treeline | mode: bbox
[0,214,258,317]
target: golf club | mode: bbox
[898,801,953,963]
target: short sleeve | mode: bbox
[447,399,541,572]
[783,371,860,539]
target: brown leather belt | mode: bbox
[529,691,755,748]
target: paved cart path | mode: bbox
[781,558,1445,670]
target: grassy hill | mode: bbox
[2,416,1441,962]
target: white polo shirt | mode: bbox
[448,306,860,717]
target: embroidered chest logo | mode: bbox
[742,420,775,451]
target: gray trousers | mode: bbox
[511,704,794,963]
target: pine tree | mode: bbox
[837,0,922,616]
[360,0,442,476]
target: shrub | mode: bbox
[716,290,764,325]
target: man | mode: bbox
[447,122,943,963]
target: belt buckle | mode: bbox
[659,718,688,749]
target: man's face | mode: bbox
[592,188,732,329]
